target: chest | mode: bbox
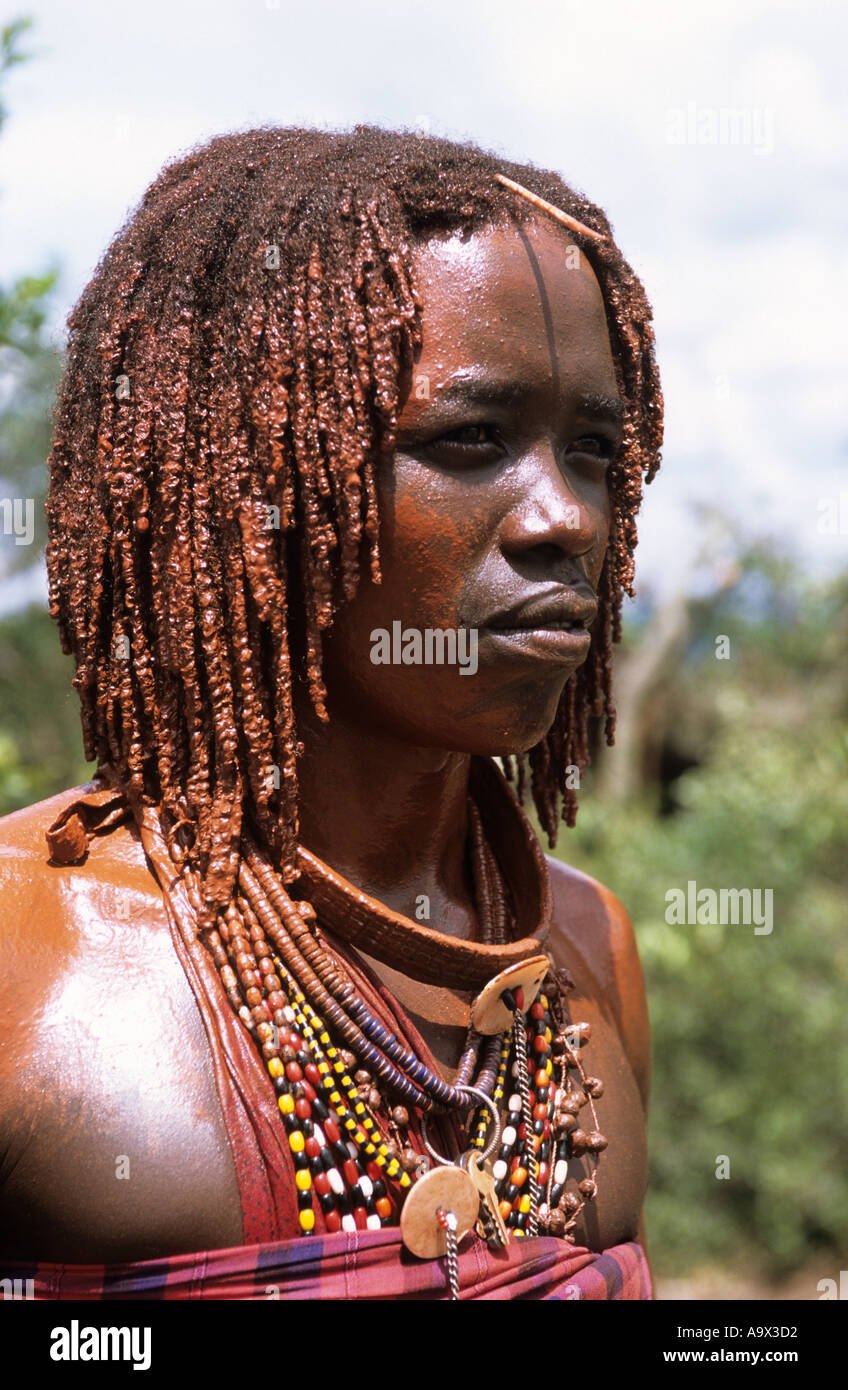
[1,923,645,1263]
[0,913,245,1262]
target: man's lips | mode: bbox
[475,590,598,666]
[483,590,598,634]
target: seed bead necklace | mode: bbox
[165,764,608,1255]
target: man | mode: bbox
[0,127,661,1298]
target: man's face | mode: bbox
[318,215,622,756]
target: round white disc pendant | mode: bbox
[400,1165,479,1259]
[470,954,549,1035]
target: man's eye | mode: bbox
[438,424,499,448]
[570,434,616,460]
[419,423,504,464]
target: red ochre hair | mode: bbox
[46,125,663,923]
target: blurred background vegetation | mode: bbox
[546,556,848,1297]
[1,17,845,1298]
[0,19,86,806]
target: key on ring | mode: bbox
[459,1149,510,1248]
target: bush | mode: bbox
[554,689,848,1278]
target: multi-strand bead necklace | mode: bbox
[184,786,608,1259]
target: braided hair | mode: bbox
[46,125,663,928]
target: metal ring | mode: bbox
[420,1085,502,1168]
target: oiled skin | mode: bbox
[0,789,648,1264]
[0,214,654,1275]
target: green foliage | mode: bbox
[0,270,58,351]
[0,19,34,131]
[0,605,93,814]
[0,22,80,804]
[554,568,848,1278]
[0,16,62,570]
[0,329,62,565]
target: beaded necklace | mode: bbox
[168,758,608,1262]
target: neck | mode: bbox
[294,697,477,940]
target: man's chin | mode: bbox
[460,711,568,761]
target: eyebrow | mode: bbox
[577,390,625,425]
[424,373,625,425]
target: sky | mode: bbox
[0,0,845,614]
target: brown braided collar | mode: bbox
[46,758,553,993]
[294,756,552,991]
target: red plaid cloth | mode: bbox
[3,1230,651,1300]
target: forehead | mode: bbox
[408,217,616,395]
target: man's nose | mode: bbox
[498,447,598,560]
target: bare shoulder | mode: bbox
[0,785,156,912]
[0,785,168,1060]
[544,854,651,1110]
[0,789,157,950]
[0,787,93,955]
[0,792,245,1259]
